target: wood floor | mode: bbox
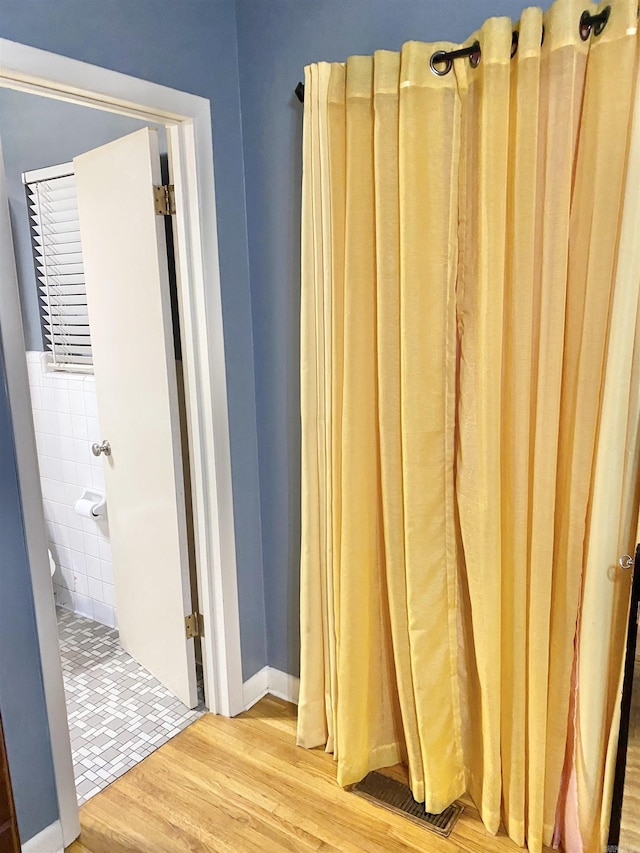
[67,695,553,853]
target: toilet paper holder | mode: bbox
[74,489,107,520]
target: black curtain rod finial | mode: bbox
[295,81,305,103]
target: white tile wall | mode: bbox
[26,351,116,629]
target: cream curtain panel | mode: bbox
[297,1,640,851]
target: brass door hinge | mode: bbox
[153,183,176,216]
[185,612,204,639]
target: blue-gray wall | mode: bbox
[0,0,267,691]
[234,0,530,675]
[0,88,163,352]
[0,342,58,843]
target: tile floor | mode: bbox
[58,607,204,804]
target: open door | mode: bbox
[74,128,198,708]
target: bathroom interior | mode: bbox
[0,86,204,805]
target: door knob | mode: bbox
[91,440,112,457]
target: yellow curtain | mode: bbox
[297,1,640,850]
[570,36,640,850]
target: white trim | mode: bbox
[165,115,243,718]
[21,820,64,853]
[243,667,300,710]
[0,140,80,845]
[0,37,244,846]
[268,668,300,705]
[242,665,269,710]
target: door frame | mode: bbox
[0,38,244,846]
[607,543,640,846]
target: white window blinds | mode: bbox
[24,163,93,371]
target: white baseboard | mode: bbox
[22,820,64,853]
[242,666,300,711]
[268,668,300,704]
[242,665,269,709]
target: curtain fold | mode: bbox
[498,8,542,843]
[298,1,640,850]
[397,40,466,810]
[536,5,592,841]
[454,14,512,836]
[374,47,426,801]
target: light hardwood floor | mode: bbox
[67,695,553,853]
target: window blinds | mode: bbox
[24,164,93,371]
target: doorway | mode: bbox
[0,89,204,804]
[0,38,244,848]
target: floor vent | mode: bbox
[349,771,464,837]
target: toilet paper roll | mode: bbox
[75,497,100,519]
[74,489,106,519]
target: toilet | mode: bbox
[48,549,56,578]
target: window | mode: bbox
[23,163,93,372]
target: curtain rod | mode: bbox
[293,5,610,101]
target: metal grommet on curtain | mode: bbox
[511,31,519,58]
[579,11,592,39]
[593,4,611,34]
[430,41,481,76]
[430,50,453,76]
[580,5,611,40]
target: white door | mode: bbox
[74,128,198,708]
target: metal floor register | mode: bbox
[349,770,464,837]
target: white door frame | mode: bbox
[0,38,244,846]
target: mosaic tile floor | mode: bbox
[57,607,204,804]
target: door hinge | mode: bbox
[185,612,205,639]
[153,183,176,216]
